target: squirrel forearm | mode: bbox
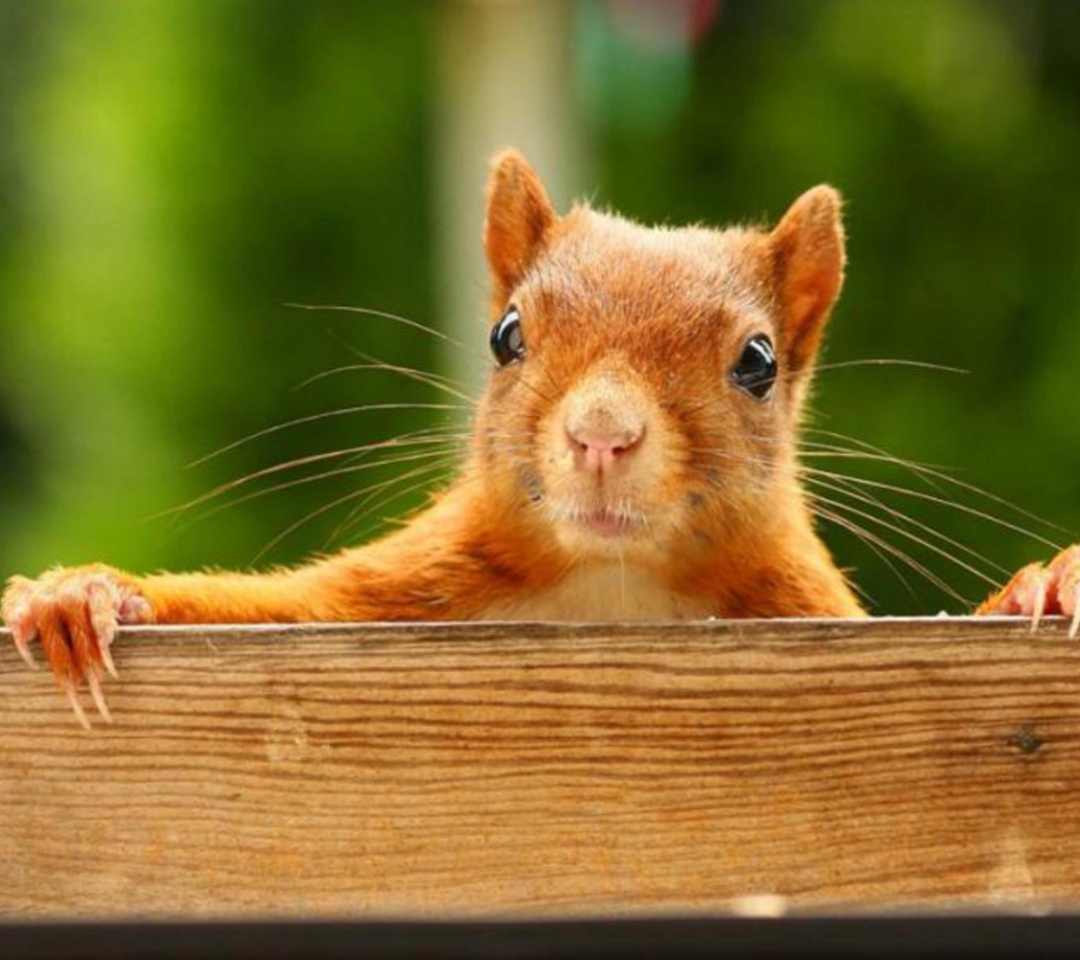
[135,555,452,624]
[137,568,326,624]
[134,532,505,625]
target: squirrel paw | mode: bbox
[976,545,1080,638]
[1,567,154,729]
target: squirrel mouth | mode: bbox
[576,508,642,538]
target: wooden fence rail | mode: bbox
[2,617,1080,919]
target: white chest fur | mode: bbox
[477,562,712,622]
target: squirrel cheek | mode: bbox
[555,447,575,470]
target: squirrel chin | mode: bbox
[542,504,661,562]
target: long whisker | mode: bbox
[156,435,459,521]
[805,472,1012,578]
[337,427,469,468]
[188,404,466,468]
[807,487,1000,589]
[252,457,455,565]
[284,302,466,348]
[324,458,455,549]
[291,303,506,383]
[800,443,951,478]
[812,504,970,605]
[189,447,455,530]
[332,460,458,546]
[295,360,477,405]
[805,468,1063,553]
[839,526,916,609]
[331,335,471,388]
[813,358,970,375]
[804,427,1071,535]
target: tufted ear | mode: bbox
[770,185,846,377]
[483,149,557,306]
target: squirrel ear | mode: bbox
[769,185,846,375]
[484,149,557,303]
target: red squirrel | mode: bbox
[4,149,1079,727]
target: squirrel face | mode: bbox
[472,150,846,567]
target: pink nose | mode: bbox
[566,424,644,475]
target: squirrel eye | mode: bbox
[490,306,526,366]
[731,334,777,400]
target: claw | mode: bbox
[5,567,146,725]
[1030,579,1047,633]
[99,640,119,680]
[1070,585,1080,641]
[12,624,38,670]
[88,612,119,678]
[64,684,91,731]
[86,670,112,723]
[88,589,119,678]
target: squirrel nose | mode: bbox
[565,421,645,475]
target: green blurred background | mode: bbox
[1,0,1078,614]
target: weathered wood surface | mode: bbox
[2,617,1080,919]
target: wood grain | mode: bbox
[2,617,1080,919]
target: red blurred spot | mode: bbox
[606,0,724,51]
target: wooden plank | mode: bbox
[1,617,1080,919]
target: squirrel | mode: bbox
[3,149,1079,728]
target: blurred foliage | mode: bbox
[1,0,1079,614]
[0,0,437,578]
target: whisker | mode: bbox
[805,472,1012,578]
[325,457,457,547]
[337,427,469,468]
[285,302,466,348]
[332,460,458,545]
[294,360,475,401]
[804,427,1070,535]
[800,443,950,478]
[188,448,455,531]
[813,358,969,376]
[805,468,1063,553]
[253,458,454,564]
[188,404,467,467]
[807,488,1000,589]
[157,436,459,521]
[812,504,970,606]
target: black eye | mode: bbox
[731,335,777,400]
[490,306,526,366]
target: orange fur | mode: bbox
[119,151,865,631]
[9,147,1073,724]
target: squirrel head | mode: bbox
[473,149,845,567]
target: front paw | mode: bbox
[977,545,1080,637]
[1,565,154,728]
